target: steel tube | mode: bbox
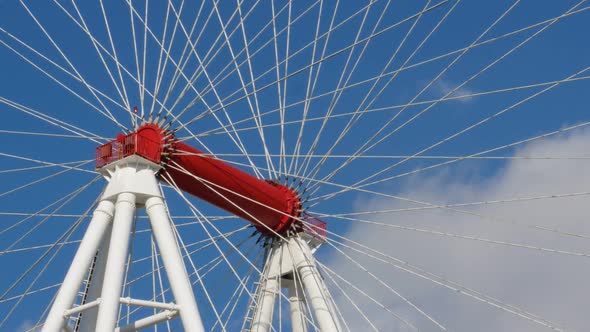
[146,196,205,332]
[77,223,112,332]
[166,142,299,234]
[95,192,136,331]
[288,237,340,332]
[114,310,178,332]
[119,297,178,311]
[63,299,101,317]
[250,245,282,332]
[288,280,309,332]
[42,200,115,332]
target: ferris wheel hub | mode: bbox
[94,124,318,237]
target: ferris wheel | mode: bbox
[1,1,590,331]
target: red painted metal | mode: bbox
[96,124,302,235]
[95,127,163,168]
[165,141,301,235]
[303,213,327,241]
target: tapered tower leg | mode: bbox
[42,200,115,332]
[43,156,210,331]
[287,279,308,332]
[287,237,340,332]
[95,192,137,331]
[250,245,282,332]
[249,236,339,332]
[77,223,112,332]
[145,195,205,332]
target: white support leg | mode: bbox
[321,277,344,332]
[250,277,279,332]
[288,237,340,332]
[95,192,137,331]
[287,280,308,332]
[77,223,112,332]
[42,200,115,332]
[250,245,282,332]
[44,157,209,331]
[145,196,205,332]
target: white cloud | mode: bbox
[432,79,476,103]
[15,320,38,332]
[323,128,590,331]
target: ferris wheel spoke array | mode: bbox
[0,1,589,331]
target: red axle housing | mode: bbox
[96,124,302,235]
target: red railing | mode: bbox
[304,213,327,241]
[95,132,162,168]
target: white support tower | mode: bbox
[42,155,205,332]
[249,235,342,332]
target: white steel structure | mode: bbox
[43,156,205,332]
[41,152,339,331]
[249,235,340,332]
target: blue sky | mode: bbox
[1,1,590,331]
